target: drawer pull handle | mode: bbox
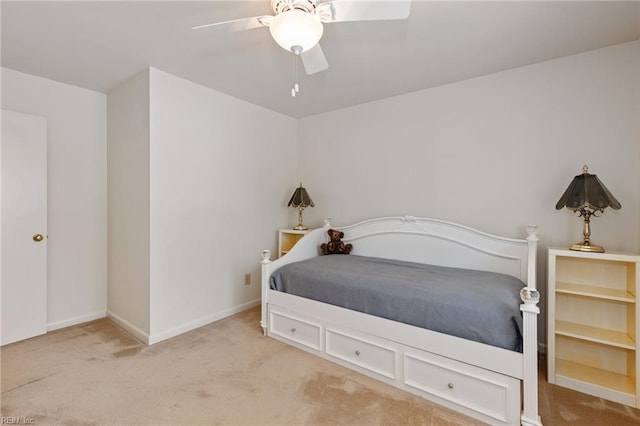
[448,383,454,389]
[290,328,296,333]
[355,350,361,356]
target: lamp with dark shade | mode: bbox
[555,165,621,253]
[288,183,314,230]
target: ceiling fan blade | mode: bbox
[318,0,411,23]
[301,44,329,75]
[192,15,272,32]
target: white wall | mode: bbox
[106,68,297,343]
[637,33,640,251]
[107,69,151,338]
[148,68,297,341]
[298,41,640,348]
[299,41,640,251]
[1,68,107,330]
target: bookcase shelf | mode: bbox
[556,282,635,303]
[555,359,635,404]
[547,248,640,408]
[555,320,635,349]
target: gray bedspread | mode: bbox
[270,255,525,352]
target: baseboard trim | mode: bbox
[107,299,261,346]
[106,310,150,344]
[47,310,107,332]
[147,298,261,345]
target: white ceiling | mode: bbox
[2,1,639,118]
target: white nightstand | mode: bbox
[278,229,312,258]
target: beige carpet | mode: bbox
[2,307,640,425]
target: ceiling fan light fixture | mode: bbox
[269,10,323,53]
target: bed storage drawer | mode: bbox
[403,351,520,424]
[326,328,397,379]
[269,309,322,351]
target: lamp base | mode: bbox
[293,224,309,231]
[570,241,605,253]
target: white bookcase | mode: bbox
[547,247,640,407]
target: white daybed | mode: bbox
[260,216,541,426]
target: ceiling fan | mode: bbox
[193,0,411,76]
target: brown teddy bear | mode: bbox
[320,228,353,255]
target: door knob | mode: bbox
[33,234,44,242]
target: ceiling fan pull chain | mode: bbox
[294,55,300,94]
[291,47,301,98]
[290,50,295,97]
[291,53,297,97]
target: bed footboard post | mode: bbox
[260,250,272,336]
[521,225,542,426]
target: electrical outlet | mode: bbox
[244,273,251,286]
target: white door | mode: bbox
[1,110,47,345]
